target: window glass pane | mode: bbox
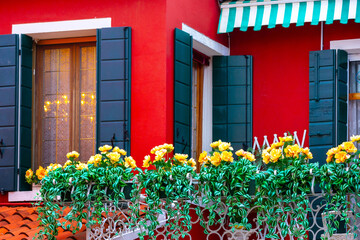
[42,48,71,166]
[349,61,360,138]
[79,46,96,162]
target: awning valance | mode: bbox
[218,0,360,33]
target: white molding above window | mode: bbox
[330,38,360,61]
[182,23,230,56]
[12,18,111,40]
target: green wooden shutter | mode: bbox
[96,27,131,153]
[309,50,348,238]
[213,56,253,151]
[174,28,192,155]
[0,34,32,192]
[309,49,348,166]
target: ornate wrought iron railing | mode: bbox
[85,185,360,240]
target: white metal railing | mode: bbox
[252,130,307,153]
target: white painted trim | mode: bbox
[12,18,111,40]
[12,18,111,34]
[8,185,41,202]
[202,60,213,153]
[182,23,230,56]
[330,38,360,56]
[221,0,319,9]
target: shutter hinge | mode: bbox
[18,49,21,56]
[17,169,20,174]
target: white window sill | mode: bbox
[8,185,41,202]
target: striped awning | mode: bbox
[218,0,360,33]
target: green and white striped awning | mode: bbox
[218,0,360,33]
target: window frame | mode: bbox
[34,40,96,168]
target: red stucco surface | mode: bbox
[230,21,360,146]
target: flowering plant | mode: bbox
[32,145,137,240]
[130,143,197,239]
[197,140,256,232]
[320,136,360,237]
[256,136,318,239]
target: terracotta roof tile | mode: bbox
[0,206,86,240]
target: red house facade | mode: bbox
[0,0,359,238]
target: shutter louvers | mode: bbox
[96,27,131,153]
[0,34,32,192]
[174,28,192,155]
[309,49,348,166]
[213,55,253,151]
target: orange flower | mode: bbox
[36,166,46,180]
[271,141,284,149]
[301,147,313,159]
[174,153,188,163]
[235,149,245,157]
[334,151,350,163]
[25,169,33,179]
[124,156,137,168]
[210,152,222,166]
[199,151,210,165]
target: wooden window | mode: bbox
[192,61,204,165]
[35,41,96,168]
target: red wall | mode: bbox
[0,0,168,165]
[230,21,360,145]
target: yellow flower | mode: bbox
[76,163,88,170]
[124,156,137,168]
[341,141,357,154]
[270,148,282,163]
[326,155,333,163]
[210,140,222,149]
[271,141,284,149]
[351,135,360,143]
[236,149,255,162]
[220,151,233,162]
[284,144,301,158]
[218,142,233,151]
[235,149,245,157]
[262,150,270,164]
[301,147,313,159]
[279,136,293,143]
[210,152,222,166]
[63,160,73,168]
[99,144,112,153]
[187,158,196,170]
[199,151,210,165]
[45,163,62,174]
[66,151,79,159]
[154,149,167,162]
[244,152,255,162]
[25,169,33,179]
[106,152,121,164]
[113,146,127,156]
[326,147,340,158]
[88,154,102,166]
[174,153,188,163]
[150,143,174,154]
[36,166,46,180]
[334,151,350,164]
[143,155,151,168]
